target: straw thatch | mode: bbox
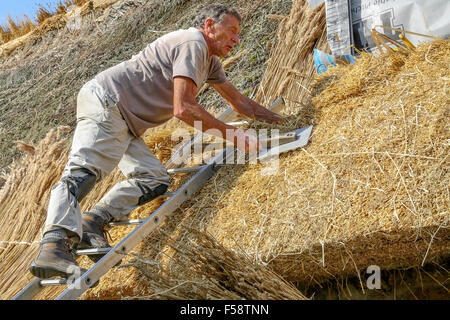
[0,1,119,48]
[128,0,448,293]
[0,1,96,56]
[123,227,306,300]
[0,0,298,299]
[0,127,71,299]
[0,0,448,300]
[203,38,449,284]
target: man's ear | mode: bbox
[204,17,215,32]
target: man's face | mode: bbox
[205,14,240,57]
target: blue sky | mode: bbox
[0,0,62,26]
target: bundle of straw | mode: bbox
[0,127,70,299]
[253,0,329,108]
[112,227,306,300]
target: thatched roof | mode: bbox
[0,0,448,300]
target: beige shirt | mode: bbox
[95,27,227,137]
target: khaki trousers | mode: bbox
[44,79,170,239]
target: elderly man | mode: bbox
[30,3,281,279]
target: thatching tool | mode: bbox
[193,130,298,151]
[257,125,313,161]
[13,150,234,300]
[261,131,298,148]
[168,97,286,169]
[371,28,416,53]
[376,32,409,51]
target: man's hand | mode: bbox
[212,81,283,124]
[233,129,262,152]
[247,100,283,123]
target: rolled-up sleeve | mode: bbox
[207,56,227,84]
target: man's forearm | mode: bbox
[212,81,255,118]
[232,94,258,118]
[174,100,262,152]
[175,100,236,140]
[212,81,281,123]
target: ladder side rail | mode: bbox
[55,148,234,300]
[12,160,215,299]
[12,278,42,300]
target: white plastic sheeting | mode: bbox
[322,0,450,55]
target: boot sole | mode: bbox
[30,262,81,279]
[30,263,100,288]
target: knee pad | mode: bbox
[137,183,168,206]
[61,169,97,202]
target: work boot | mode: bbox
[30,238,82,279]
[78,209,113,263]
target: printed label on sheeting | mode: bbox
[308,0,325,7]
[325,0,353,55]
[325,0,450,55]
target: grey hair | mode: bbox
[192,4,241,28]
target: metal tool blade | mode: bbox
[257,125,313,161]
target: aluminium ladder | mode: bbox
[12,98,285,300]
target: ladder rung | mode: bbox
[40,279,67,286]
[75,247,111,255]
[109,219,145,226]
[167,165,206,174]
